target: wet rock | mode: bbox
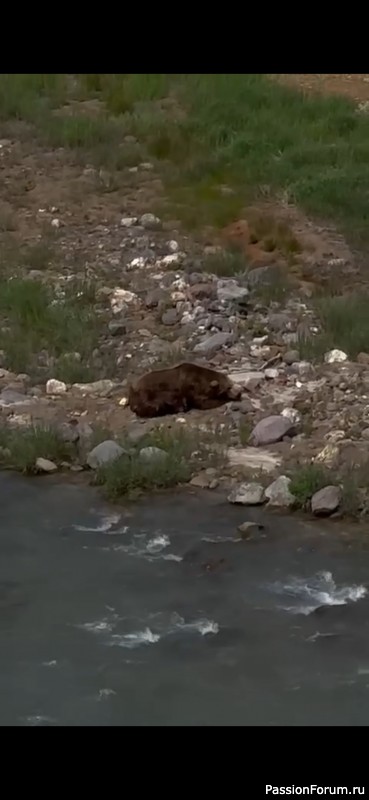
[324,349,348,364]
[311,485,341,516]
[193,331,233,355]
[237,521,264,539]
[284,350,300,365]
[161,309,179,326]
[35,457,58,473]
[108,320,126,336]
[128,363,241,418]
[87,440,126,470]
[72,379,115,396]
[139,213,162,231]
[265,475,295,507]
[46,378,67,395]
[228,482,265,505]
[139,446,168,464]
[250,415,295,446]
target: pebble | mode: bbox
[121,217,137,227]
[139,213,162,231]
[46,379,67,395]
[324,349,348,364]
[35,457,58,473]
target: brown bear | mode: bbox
[128,362,242,418]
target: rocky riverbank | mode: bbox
[1,200,369,521]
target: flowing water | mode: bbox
[1,472,369,726]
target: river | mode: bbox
[1,472,369,726]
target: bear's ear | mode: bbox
[210,380,219,388]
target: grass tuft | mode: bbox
[0,424,73,474]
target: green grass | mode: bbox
[0,276,107,379]
[95,424,228,500]
[3,74,369,239]
[0,424,74,473]
[299,292,369,361]
[289,463,330,508]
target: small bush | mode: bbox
[289,464,330,508]
[0,425,73,474]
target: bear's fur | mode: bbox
[128,362,241,418]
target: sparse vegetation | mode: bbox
[0,276,107,379]
[200,245,247,278]
[3,74,369,238]
[299,292,369,361]
[289,464,330,508]
[0,424,73,473]
[95,424,229,500]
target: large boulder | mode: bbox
[250,415,296,446]
[87,440,126,470]
[311,485,341,516]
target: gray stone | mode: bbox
[247,266,275,287]
[0,389,32,406]
[237,521,264,539]
[250,415,295,446]
[193,331,233,355]
[139,213,162,231]
[265,475,295,507]
[268,313,290,332]
[87,440,126,470]
[216,280,249,303]
[284,350,300,365]
[161,309,179,326]
[311,485,342,516]
[57,422,79,443]
[228,482,265,505]
[121,217,137,227]
[46,378,67,395]
[72,379,115,396]
[35,457,58,473]
[108,320,127,336]
[139,446,168,464]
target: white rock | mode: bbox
[121,217,137,227]
[51,218,60,229]
[87,440,126,470]
[46,378,67,395]
[128,257,148,270]
[229,371,265,390]
[324,349,348,364]
[110,288,139,314]
[311,485,341,516]
[139,213,162,230]
[264,368,279,379]
[161,253,181,266]
[314,444,340,467]
[281,407,301,425]
[216,280,249,303]
[227,446,281,473]
[228,482,265,505]
[35,457,58,473]
[72,380,115,396]
[167,240,179,252]
[265,475,295,507]
[139,446,168,464]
